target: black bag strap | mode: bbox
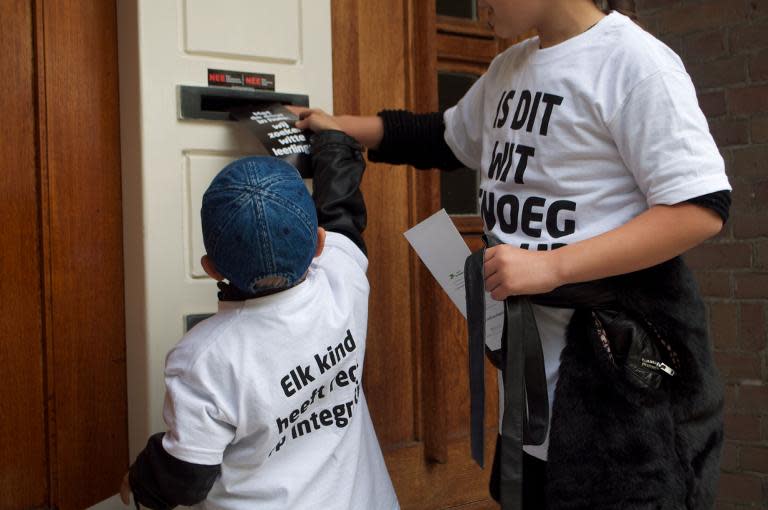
[513,296,550,446]
[464,249,487,467]
[464,246,550,510]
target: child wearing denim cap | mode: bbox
[121,112,399,510]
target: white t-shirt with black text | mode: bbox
[160,232,399,510]
[443,12,730,460]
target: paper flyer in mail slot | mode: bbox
[230,104,312,178]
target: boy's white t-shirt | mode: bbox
[160,232,399,510]
[444,12,730,460]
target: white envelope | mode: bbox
[404,209,504,350]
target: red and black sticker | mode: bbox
[208,69,275,91]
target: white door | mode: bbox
[117,0,333,457]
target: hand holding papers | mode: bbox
[403,209,503,351]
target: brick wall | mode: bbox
[637,0,768,507]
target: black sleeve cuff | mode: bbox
[129,433,221,509]
[367,110,464,171]
[685,190,731,223]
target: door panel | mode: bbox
[184,0,302,61]
[41,1,128,507]
[0,1,48,506]
[117,0,335,457]
[1,1,128,508]
[336,0,419,448]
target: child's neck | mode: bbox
[216,276,308,302]
[536,2,607,49]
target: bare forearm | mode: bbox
[335,115,384,150]
[553,204,724,285]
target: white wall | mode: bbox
[117,0,333,460]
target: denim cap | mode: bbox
[201,156,318,294]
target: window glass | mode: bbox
[436,0,477,19]
[438,71,480,215]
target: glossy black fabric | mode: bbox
[310,130,368,255]
[512,303,549,446]
[466,251,621,510]
[490,439,549,509]
[522,452,548,509]
[129,433,220,510]
[497,297,531,510]
[464,250,488,467]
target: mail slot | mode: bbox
[178,85,310,122]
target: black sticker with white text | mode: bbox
[230,104,312,177]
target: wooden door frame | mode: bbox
[0,2,48,505]
[330,0,446,459]
[6,2,130,508]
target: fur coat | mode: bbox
[545,257,723,509]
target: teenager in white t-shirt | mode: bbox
[294,0,730,508]
[120,113,399,510]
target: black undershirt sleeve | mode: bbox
[367,109,732,223]
[685,190,731,223]
[129,433,221,510]
[367,110,464,171]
